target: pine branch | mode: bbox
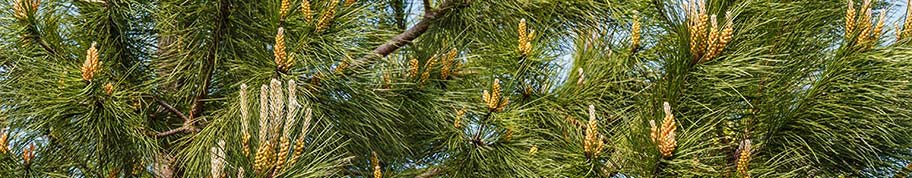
[151,96,190,122]
[190,0,231,120]
[151,95,197,137]
[347,0,468,70]
[422,0,432,13]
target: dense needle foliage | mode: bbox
[0,0,911,177]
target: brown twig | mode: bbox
[150,95,198,137]
[422,0,432,13]
[152,96,190,121]
[346,0,468,71]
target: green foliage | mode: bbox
[0,0,910,177]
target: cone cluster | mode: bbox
[650,102,677,158]
[482,79,509,112]
[686,0,734,63]
[583,105,605,158]
[316,0,339,32]
[82,42,101,81]
[846,0,886,48]
[243,79,303,175]
[517,19,535,56]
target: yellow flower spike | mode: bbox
[274,28,288,72]
[441,48,457,80]
[686,0,709,60]
[240,84,251,156]
[631,13,641,53]
[518,19,533,56]
[210,140,226,178]
[489,79,502,110]
[0,131,7,154]
[454,108,466,128]
[576,68,585,86]
[420,55,437,85]
[345,0,356,7]
[482,90,490,106]
[518,19,528,54]
[293,108,313,160]
[382,71,392,89]
[103,82,114,95]
[855,0,873,45]
[846,0,857,39]
[650,102,677,158]
[280,0,290,19]
[529,145,538,155]
[316,0,339,33]
[873,9,888,44]
[408,58,419,79]
[736,139,752,178]
[254,142,274,174]
[703,15,719,63]
[904,0,912,39]
[82,42,100,82]
[23,143,34,166]
[503,128,513,142]
[301,0,313,22]
[13,0,25,20]
[13,0,39,20]
[372,152,382,178]
[335,59,349,75]
[274,137,290,172]
[594,135,605,157]
[896,23,903,41]
[584,105,598,158]
[714,12,734,57]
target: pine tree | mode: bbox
[0,0,911,177]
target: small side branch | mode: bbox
[152,96,190,122]
[347,0,468,70]
[151,95,197,137]
[155,125,195,137]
